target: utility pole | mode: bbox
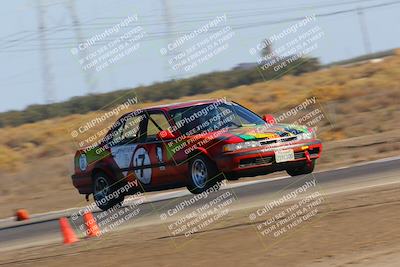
[357,6,372,54]
[66,0,97,93]
[36,0,56,103]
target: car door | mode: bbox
[138,110,187,188]
[109,113,145,177]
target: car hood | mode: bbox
[222,123,310,141]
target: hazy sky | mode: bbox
[0,0,399,112]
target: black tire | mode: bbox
[187,155,221,194]
[92,171,125,211]
[286,160,315,177]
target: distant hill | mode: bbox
[0,56,319,127]
[323,49,395,68]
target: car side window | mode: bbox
[122,115,145,142]
[106,114,144,147]
[145,113,171,142]
[108,122,124,146]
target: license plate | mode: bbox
[275,149,295,163]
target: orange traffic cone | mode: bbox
[59,217,78,244]
[83,212,101,237]
[15,209,30,221]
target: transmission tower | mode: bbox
[161,0,184,80]
[36,0,56,103]
[66,0,97,93]
[357,6,372,54]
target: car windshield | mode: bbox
[168,102,265,135]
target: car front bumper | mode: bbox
[71,173,92,194]
[215,139,322,173]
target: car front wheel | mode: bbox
[92,172,124,211]
[187,155,221,194]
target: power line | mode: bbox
[2,0,400,53]
[0,0,386,47]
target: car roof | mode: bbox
[145,99,223,111]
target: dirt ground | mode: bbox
[0,129,399,219]
[1,180,399,266]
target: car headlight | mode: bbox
[223,141,259,152]
[296,129,316,140]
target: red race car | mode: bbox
[72,99,322,210]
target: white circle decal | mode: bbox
[79,154,87,171]
[132,147,152,184]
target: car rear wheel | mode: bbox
[93,172,124,211]
[286,160,315,176]
[187,155,221,194]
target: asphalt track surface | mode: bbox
[0,157,399,251]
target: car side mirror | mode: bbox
[157,130,176,140]
[262,114,276,124]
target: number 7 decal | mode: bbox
[133,147,152,184]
